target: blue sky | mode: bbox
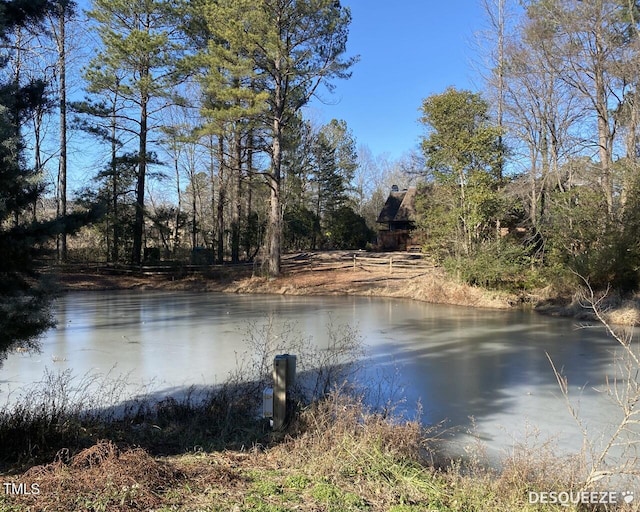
[307,0,486,160]
[68,0,487,193]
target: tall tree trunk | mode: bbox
[245,130,254,258]
[132,92,148,265]
[268,55,283,276]
[172,137,182,256]
[269,115,283,276]
[110,97,119,263]
[621,91,639,211]
[191,181,197,254]
[56,5,67,262]
[33,104,43,222]
[595,56,614,218]
[209,136,216,254]
[231,126,242,263]
[217,135,225,264]
[484,0,506,183]
[189,158,197,256]
[13,28,22,228]
[621,3,640,213]
[496,0,505,184]
[529,146,538,229]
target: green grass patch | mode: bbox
[250,478,283,497]
[310,481,369,511]
[283,473,311,490]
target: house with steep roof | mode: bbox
[376,186,418,251]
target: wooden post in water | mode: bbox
[273,354,296,430]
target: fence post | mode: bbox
[353,254,356,271]
[272,354,296,430]
[389,256,393,274]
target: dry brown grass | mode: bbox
[546,289,640,327]
[603,299,640,326]
[1,393,442,512]
[3,392,640,511]
[376,272,512,309]
[11,440,182,511]
[281,390,427,466]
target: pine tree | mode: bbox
[0,0,74,356]
[196,0,356,275]
[312,119,358,220]
[86,0,183,264]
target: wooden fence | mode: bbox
[351,254,435,274]
[279,252,435,275]
[49,252,435,277]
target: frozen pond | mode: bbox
[1,290,636,463]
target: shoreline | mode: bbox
[51,259,517,310]
[50,254,640,327]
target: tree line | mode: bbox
[72,0,366,274]
[0,0,101,355]
[3,0,387,271]
[416,0,640,293]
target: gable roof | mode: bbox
[377,187,416,224]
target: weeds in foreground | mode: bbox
[549,278,640,493]
[230,314,365,403]
[0,315,365,469]
[0,367,267,469]
[4,390,635,512]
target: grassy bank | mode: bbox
[2,389,631,512]
[51,252,518,309]
[535,288,640,327]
